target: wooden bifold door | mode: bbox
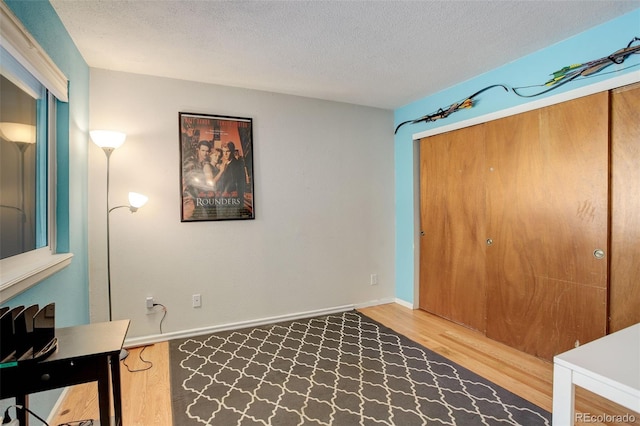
[610,83,640,333]
[419,86,639,360]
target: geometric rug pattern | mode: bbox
[170,311,551,425]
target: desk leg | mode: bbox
[110,353,124,426]
[16,394,28,426]
[553,363,575,426]
[97,359,111,426]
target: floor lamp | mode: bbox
[90,130,148,360]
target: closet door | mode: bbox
[419,125,487,332]
[485,92,609,359]
[610,83,640,332]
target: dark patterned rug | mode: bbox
[169,311,551,425]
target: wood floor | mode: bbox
[49,303,638,425]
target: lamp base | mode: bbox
[119,348,129,361]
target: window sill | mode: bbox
[0,249,73,303]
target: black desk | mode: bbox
[0,320,130,426]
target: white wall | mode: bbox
[88,69,395,339]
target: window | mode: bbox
[0,64,48,259]
[0,3,71,301]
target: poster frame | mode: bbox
[179,112,255,222]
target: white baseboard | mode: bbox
[394,298,415,309]
[124,304,356,347]
[124,299,406,347]
[47,387,70,424]
[353,297,396,309]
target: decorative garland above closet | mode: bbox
[396,36,640,134]
[394,85,508,134]
[513,36,640,97]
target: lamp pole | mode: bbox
[91,131,147,362]
[102,146,115,321]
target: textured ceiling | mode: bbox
[50,0,640,110]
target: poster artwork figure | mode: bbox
[217,141,245,201]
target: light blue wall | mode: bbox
[2,0,90,417]
[394,9,640,304]
[3,0,89,323]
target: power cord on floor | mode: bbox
[122,344,153,372]
[2,404,49,425]
[120,303,166,373]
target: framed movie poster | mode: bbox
[179,112,255,221]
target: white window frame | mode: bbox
[0,2,72,303]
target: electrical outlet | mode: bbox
[146,296,154,313]
[370,273,378,286]
[192,294,202,308]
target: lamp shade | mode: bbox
[90,130,126,149]
[0,122,36,144]
[128,192,148,209]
